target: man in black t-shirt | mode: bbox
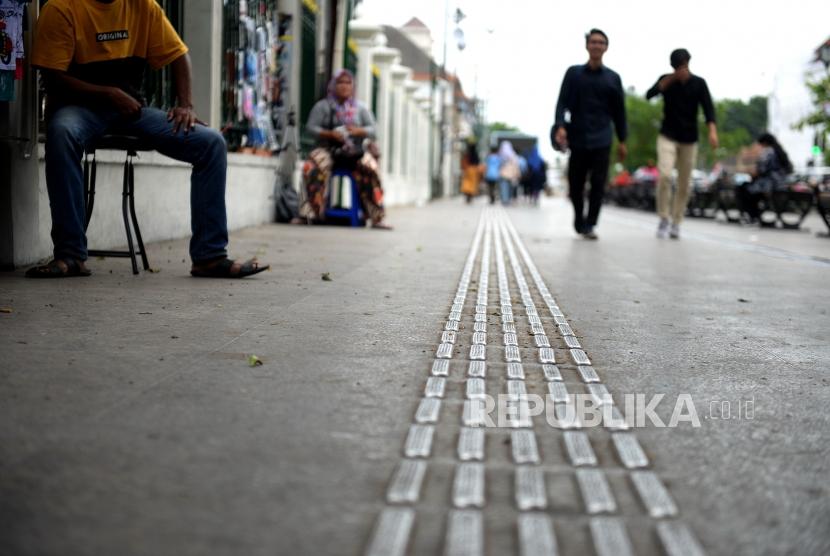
[646,48,718,239]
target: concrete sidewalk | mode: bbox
[1,198,828,556]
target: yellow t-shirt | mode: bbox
[32,0,188,103]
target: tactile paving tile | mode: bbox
[576,469,617,514]
[511,429,541,464]
[457,427,485,461]
[444,510,484,556]
[590,517,635,556]
[517,513,559,556]
[656,521,707,556]
[386,460,427,504]
[453,463,485,508]
[515,467,547,510]
[365,508,415,556]
[403,425,434,458]
[468,360,486,378]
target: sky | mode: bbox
[359,0,830,161]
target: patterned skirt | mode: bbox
[299,147,386,224]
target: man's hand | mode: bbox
[708,126,719,149]
[617,142,628,162]
[554,127,568,150]
[658,65,690,91]
[108,88,142,118]
[674,64,691,83]
[167,105,205,135]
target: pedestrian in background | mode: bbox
[498,141,521,206]
[736,132,793,222]
[553,28,627,240]
[647,48,718,239]
[523,145,548,206]
[460,139,483,204]
[484,146,501,204]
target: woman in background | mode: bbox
[300,69,391,229]
[460,140,483,204]
[524,145,548,205]
[737,132,793,222]
[498,141,521,206]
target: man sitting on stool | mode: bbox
[27,0,268,278]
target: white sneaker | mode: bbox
[669,223,680,239]
[656,218,669,239]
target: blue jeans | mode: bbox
[45,106,229,264]
[499,179,512,205]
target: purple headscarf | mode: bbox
[498,141,518,164]
[327,69,358,126]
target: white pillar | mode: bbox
[442,80,455,198]
[404,79,420,201]
[371,42,399,180]
[417,97,432,203]
[348,20,381,107]
[390,64,410,184]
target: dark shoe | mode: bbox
[191,257,269,278]
[25,259,91,278]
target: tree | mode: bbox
[622,94,662,170]
[488,121,519,133]
[795,73,830,165]
[620,93,766,171]
[697,95,767,167]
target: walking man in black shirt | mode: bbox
[646,48,718,239]
[553,29,627,240]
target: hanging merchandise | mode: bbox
[220,0,284,154]
[0,0,27,102]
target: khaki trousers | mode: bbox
[656,134,698,224]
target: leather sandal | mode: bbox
[25,259,92,278]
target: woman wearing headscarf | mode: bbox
[300,69,391,229]
[460,139,483,204]
[524,146,548,205]
[498,141,521,205]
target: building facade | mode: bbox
[0,0,474,268]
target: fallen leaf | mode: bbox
[139,312,152,315]
[247,354,263,367]
[321,272,333,281]
[738,298,750,303]
[0,307,12,314]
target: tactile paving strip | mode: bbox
[364,209,706,555]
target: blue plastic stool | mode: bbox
[325,168,364,227]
